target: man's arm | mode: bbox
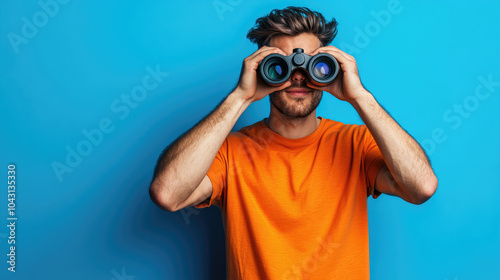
[149,92,250,212]
[149,46,291,212]
[351,91,438,204]
[308,46,438,204]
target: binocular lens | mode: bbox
[267,62,284,80]
[313,62,330,78]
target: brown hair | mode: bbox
[246,6,338,48]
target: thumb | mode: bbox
[305,81,324,91]
[273,80,293,92]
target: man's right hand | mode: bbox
[234,46,292,103]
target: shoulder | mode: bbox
[225,119,266,144]
[321,117,369,138]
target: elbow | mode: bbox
[149,179,180,212]
[411,175,438,205]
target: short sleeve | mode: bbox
[362,126,386,199]
[194,138,228,208]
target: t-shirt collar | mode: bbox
[258,116,326,149]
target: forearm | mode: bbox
[350,90,437,200]
[150,89,251,207]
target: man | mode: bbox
[149,6,438,279]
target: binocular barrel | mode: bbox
[258,48,339,87]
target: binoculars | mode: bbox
[258,48,339,86]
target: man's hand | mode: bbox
[306,46,368,103]
[234,46,292,103]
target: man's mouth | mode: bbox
[285,88,311,97]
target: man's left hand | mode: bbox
[307,46,369,103]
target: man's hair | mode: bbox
[247,6,338,48]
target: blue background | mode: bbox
[1,0,499,279]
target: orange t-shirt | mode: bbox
[195,116,386,279]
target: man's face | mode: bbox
[268,33,323,119]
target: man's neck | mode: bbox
[265,110,320,139]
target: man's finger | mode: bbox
[311,47,356,73]
[311,46,354,62]
[247,47,287,61]
[245,48,287,70]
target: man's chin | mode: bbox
[269,89,322,119]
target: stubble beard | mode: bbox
[269,81,323,119]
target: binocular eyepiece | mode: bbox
[258,48,339,87]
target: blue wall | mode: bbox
[1,0,499,279]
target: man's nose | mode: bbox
[291,69,307,82]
